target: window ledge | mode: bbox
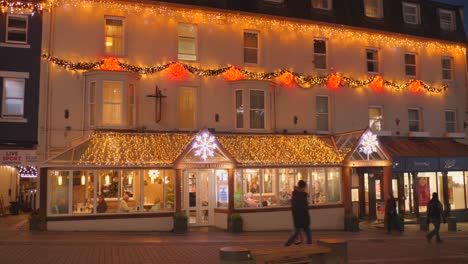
[375,130,392,136]
[316,130,331,135]
[0,117,28,123]
[0,42,31,49]
[408,131,430,137]
[444,132,465,138]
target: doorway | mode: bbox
[183,170,215,226]
[358,169,384,220]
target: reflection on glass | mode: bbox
[72,171,94,215]
[49,170,70,215]
[216,170,228,208]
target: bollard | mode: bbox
[419,216,428,231]
[219,246,254,264]
[447,216,457,232]
[317,239,348,264]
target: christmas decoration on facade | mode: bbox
[42,54,448,95]
[18,166,37,178]
[358,131,379,160]
[278,71,294,86]
[0,0,46,14]
[192,132,217,161]
[100,57,124,71]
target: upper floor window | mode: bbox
[439,9,456,31]
[311,0,332,10]
[408,108,421,132]
[103,81,123,126]
[244,31,258,64]
[104,16,124,56]
[178,23,197,61]
[316,96,329,132]
[404,53,417,77]
[441,56,453,81]
[402,2,420,25]
[366,48,379,73]
[2,78,25,118]
[369,106,383,131]
[313,39,327,70]
[6,15,28,44]
[235,88,266,130]
[445,110,456,133]
[364,0,383,18]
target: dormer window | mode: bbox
[6,14,28,44]
[311,0,332,10]
[439,9,456,31]
[402,2,420,25]
[364,0,383,19]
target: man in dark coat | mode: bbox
[426,192,444,243]
[385,192,400,234]
[284,180,312,246]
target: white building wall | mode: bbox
[40,2,467,151]
[47,217,173,231]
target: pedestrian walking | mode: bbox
[284,180,312,246]
[385,192,401,234]
[426,192,445,243]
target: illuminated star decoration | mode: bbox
[193,132,217,161]
[358,131,378,160]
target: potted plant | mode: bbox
[228,213,243,233]
[29,209,41,231]
[344,213,359,232]
[173,211,188,234]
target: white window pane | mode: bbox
[178,38,196,56]
[105,18,124,55]
[178,24,197,37]
[5,99,24,115]
[327,168,341,203]
[244,32,258,48]
[103,104,122,125]
[236,91,243,129]
[244,48,258,64]
[49,171,70,215]
[317,114,329,131]
[5,79,25,97]
[103,82,122,103]
[316,96,328,113]
[314,55,327,69]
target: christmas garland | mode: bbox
[0,0,46,14]
[42,54,448,94]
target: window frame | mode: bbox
[404,52,417,78]
[178,23,198,62]
[311,0,332,10]
[233,86,268,131]
[104,16,125,57]
[243,30,259,65]
[102,80,123,127]
[439,9,456,31]
[313,38,327,70]
[408,108,421,132]
[249,89,266,130]
[364,0,383,19]
[316,95,330,133]
[368,105,383,132]
[441,56,453,81]
[2,78,26,118]
[445,110,456,133]
[402,2,421,25]
[6,14,28,44]
[88,82,96,127]
[366,48,380,74]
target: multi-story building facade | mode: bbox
[0,1,43,213]
[38,0,468,231]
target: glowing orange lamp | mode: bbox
[223,66,243,81]
[327,74,341,89]
[100,58,124,71]
[370,76,384,92]
[278,72,294,86]
[168,63,186,78]
[408,80,421,93]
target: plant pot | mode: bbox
[228,218,243,233]
[173,217,188,234]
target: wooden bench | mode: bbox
[250,244,331,264]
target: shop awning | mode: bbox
[42,132,194,168]
[215,134,343,166]
[380,137,468,171]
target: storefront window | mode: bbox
[72,171,94,215]
[327,168,341,203]
[121,170,140,212]
[98,170,119,213]
[262,169,276,207]
[278,168,296,206]
[465,172,468,209]
[215,170,228,208]
[311,168,326,204]
[243,169,261,207]
[445,171,465,210]
[49,170,70,215]
[234,170,243,208]
[417,172,438,213]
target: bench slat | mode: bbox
[251,244,330,261]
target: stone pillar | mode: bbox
[228,168,235,215]
[342,167,352,215]
[39,167,48,231]
[175,169,182,212]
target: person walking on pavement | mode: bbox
[284,180,312,246]
[385,192,400,234]
[426,192,445,243]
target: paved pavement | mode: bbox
[1,214,468,263]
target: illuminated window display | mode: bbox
[234,167,341,208]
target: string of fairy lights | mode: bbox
[42,54,448,94]
[0,0,46,14]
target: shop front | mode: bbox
[381,137,468,221]
[40,129,347,231]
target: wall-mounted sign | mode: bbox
[0,150,37,166]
